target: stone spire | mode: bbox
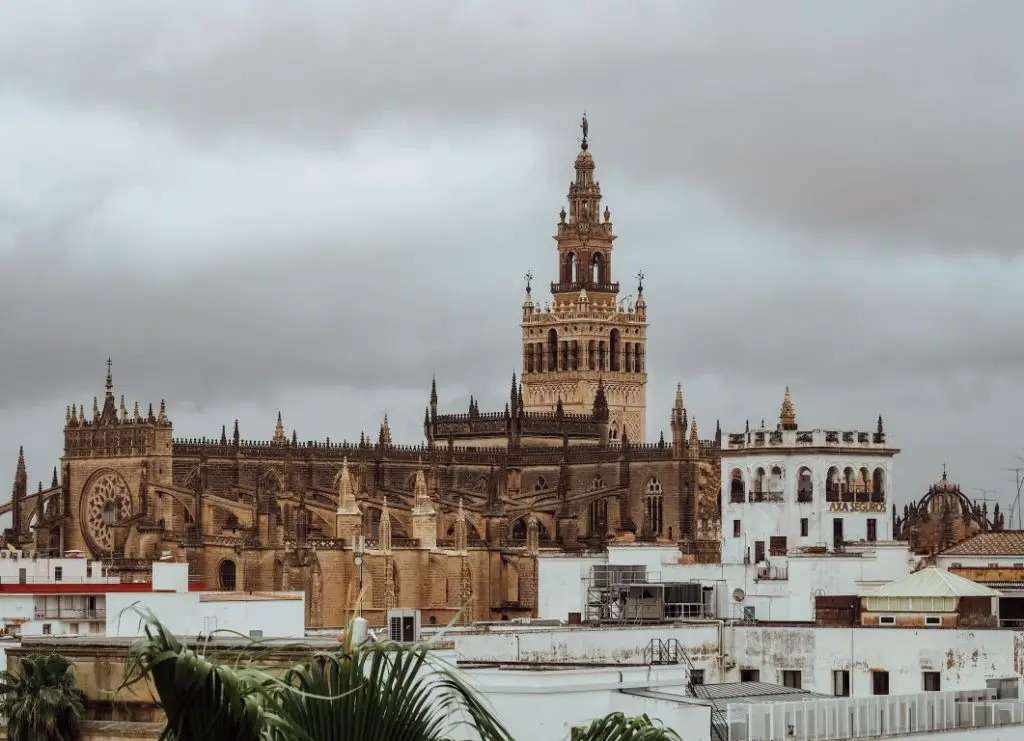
[779,386,797,431]
[233,419,240,446]
[51,466,59,488]
[11,446,26,539]
[670,382,687,455]
[688,418,700,458]
[13,446,26,499]
[336,458,358,514]
[412,466,434,513]
[379,414,392,448]
[411,463,437,550]
[99,359,118,425]
[272,411,286,445]
[157,399,168,425]
[334,457,361,543]
[526,512,540,554]
[454,498,468,552]
[379,497,392,553]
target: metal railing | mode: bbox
[724,689,1023,741]
[0,576,120,585]
[33,609,106,620]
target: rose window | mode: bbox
[83,472,132,553]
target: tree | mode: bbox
[122,613,515,741]
[571,712,682,741]
[0,652,86,741]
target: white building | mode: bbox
[0,557,305,640]
[537,541,913,624]
[721,388,897,565]
[449,623,1024,741]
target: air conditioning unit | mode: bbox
[387,609,421,644]
[1,552,7,559]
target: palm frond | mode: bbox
[121,608,281,741]
[571,712,682,741]
[0,652,86,741]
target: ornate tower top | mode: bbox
[779,386,797,431]
[519,117,649,442]
[272,411,286,445]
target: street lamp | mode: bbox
[353,534,365,616]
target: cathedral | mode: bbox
[2,119,723,627]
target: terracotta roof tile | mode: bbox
[940,531,1024,556]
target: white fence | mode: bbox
[725,690,1024,741]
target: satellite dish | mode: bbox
[732,588,746,603]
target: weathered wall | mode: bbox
[457,660,709,741]
[728,626,1023,696]
[455,623,723,677]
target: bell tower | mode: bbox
[519,116,649,443]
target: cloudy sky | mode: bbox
[2,1,1023,518]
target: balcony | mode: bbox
[34,609,106,620]
[748,490,784,503]
[550,280,620,294]
[797,491,813,503]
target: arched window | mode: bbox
[797,467,813,502]
[368,508,382,538]
[218,560,237,591]
[872,468,885,501]
[588,340,596,370]
[534,476,549,492]
[634,344,643,372]
[570,341,579,370]
[510,518,527,541]
[770,466,783,493]
[598,341,607,371]
[826,467,840,501]
[753,467,766,495]
[645,478,664,537]
[843,467,855,500]
[610,424,619,442]
[610,330,621,371]
[624,342,633,372]
[570,253,578,282]
[730,469,745,503]
[223,514,239,532]
[591,474,605,490]
[591,253,603,284]
[547,329,558,372]
[560,341,569,371]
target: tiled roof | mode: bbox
[940,531,1024,556]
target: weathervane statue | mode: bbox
[580,112,589,149]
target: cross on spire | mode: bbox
[524,271,533,294]
[636,270,645,295]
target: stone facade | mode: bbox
[2,121,724,627]
[894,469,1002,556]
[519,117,648,444]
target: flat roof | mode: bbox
[198,591,302,602]
[17,634,342,650]
[700,681,828,706]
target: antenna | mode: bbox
[1003,467,1024,529]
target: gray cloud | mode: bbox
[2,2,1024,515]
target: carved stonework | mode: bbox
[82,471,133,554]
